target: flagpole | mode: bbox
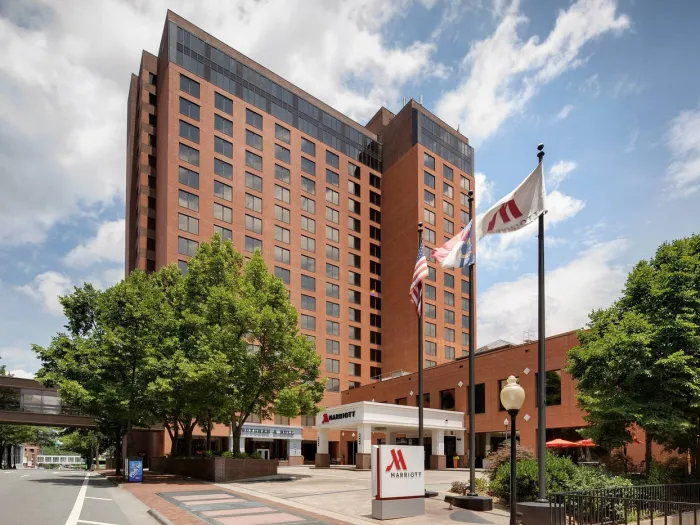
[536,143,547,502]
[467,190,477,497]
[417,222,425,451]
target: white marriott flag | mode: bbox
[476,163,546,240]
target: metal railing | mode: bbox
[550,483,700,524]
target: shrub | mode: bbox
[575,466,632,491]
[450,481,468,495]
[203,450,214,458]
[603,450,637,475]
[249,452,262,460]
[486,443,536,481]
[474,477,490,496]
[221,451,234,459]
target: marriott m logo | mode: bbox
[321,413,329,424]
[487,199,523,232]
[385,449,407,472]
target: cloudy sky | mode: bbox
[1,0,699,377]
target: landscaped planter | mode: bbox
[150,456,277,482]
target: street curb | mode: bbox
[147,509,175,525]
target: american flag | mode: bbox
[409,239,430,316]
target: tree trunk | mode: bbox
[181,419,194,457]
[115,428,122,476]
[206,411,212,452]
[644,431,653,474]
[166,422,179,457]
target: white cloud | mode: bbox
[86,267,125,290]
[554,104,574,121]
[15,271,73,315]
[579,73,601,97]
[625,126,639,153]
[64,219,125,267]
[612,75,645,97]
[436,0,629,142]
[9,369,34,379]
[664,105,700,197]
[0,345,38,376]
[548,160,578,188]
[477,240,628,346]
[475,172,495,209]
[0,0,443,246]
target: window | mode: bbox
[461,210,469,226]
[326,207,339,224]
[426,360,437,368]
[215,114,233,136]
[499,377,520,410]
[326,378,340,392]
[445,346,455,360]
[301,235,316,253]
[246,108,263,129]
[214,158,232,180]
[274,226,290,244]
[326,188,339,205]
[443,201,454,218]
[179,190,199,211]
[461,175,471,190]
[326,282,339,298]
[348,199,361,215]
[179,166,199,189]
[462,279,470,295]
[424,209,435,225]
[245,193,262,213]
[245,215,262,234]
[179,120,199,143]
[425,303,436,319]
[424,152,435,170]
[370,366,382,379]
[444,293,455,309]
[214,203,232,223]
[180,74,200,97]
[301,176,316,195]
[275,267,290,284]
[178,236,198,256]
[370,226,381,241]
[445,310,455,324]
[178,214,198,235]
[348,235,361,250]
[461,193,470,207]
[370,173,381,189]
[348,253,361,269]
[536,370,562,406]
[275,205,291,224]
[214,180,232,201]
[425,322,436,338]
[179,97,200,120]
[326,226,339,242]
[440,389,456,411]
[326,150,339,168]
[445,327,455,342]
[326,244,340,261]
[215,92,233,114]
[445,273,455,288]
[245,150,262,170]
[301,157,316,176]
[370,349,381,363]
[301,254,316,272]
[275,184,290,204]
[214,225,232,241]
[301,314,316,331]
[370,261,381,276]
[424,171,435,189]
[425,284,436,300]
[271,165,290,185]
[348,217,361,233]
[462,332,469,346]
[424,228,436,244]
[348,162,360,179]
[245,129,262,150]
[301,275,316,292]
[348,180,361,197]
[301,196,316,214]
[301,295,316,311]
[468,383,486,414]
[275,246,290,264]
[301,414,315,427]
[349,326,361,340]
[246,172,263,192]
[462,315,470,329]
[348,289,361,305]
[274,414,290,426]
[348,307,361,322]
[326,263,339,280]
[348,344,362,359]
[326,320,340,336]
[275,123,290,144]
[424,190,435,207]
[301,216,316,233]
[370,209,381,224]
[148,72,157,85]
[301,138,316,156]
[179,143,199,166]
[427,266,436,282]
[426,341,438,357]
[275,144,291,163]
[443,182,454,199]
[349,363,362,377]
[370,313,381,327]
[326,301,340,317]
[444,164,454,181]
[326,169,339,187]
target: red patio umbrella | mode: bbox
[546,438,580,448]
[576,438,596,447]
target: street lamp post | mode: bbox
[500,376,526,525]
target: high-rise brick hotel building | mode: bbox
[126,11,655,468]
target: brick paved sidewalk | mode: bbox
[101,470,349,525]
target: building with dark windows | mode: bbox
[125,11,475,465]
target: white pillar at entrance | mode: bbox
[228,425,234,452]
[431,429,445,456]
[239,437,245,453]
[485,433,492,455]
[357,424,372,454]
[387,432,397,445]
[317,429,329,454]
[289,439,302,457]
[456,430,465,456]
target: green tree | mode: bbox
[568,234,700,473]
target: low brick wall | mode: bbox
[150,456,277,482]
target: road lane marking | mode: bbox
[65,472,90,525]
[21,474,29,478]
[85,496,112,501]
[77,521,119,525]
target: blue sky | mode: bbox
[1,0,699,376]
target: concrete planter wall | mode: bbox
[150,456,277,482]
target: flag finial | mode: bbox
[418,221,423,232]
[537,143,545,164]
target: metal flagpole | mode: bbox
[417,222,425,450]
[467,190,477,496]
[536,143,547,502]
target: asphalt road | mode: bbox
[0,468,155,525]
